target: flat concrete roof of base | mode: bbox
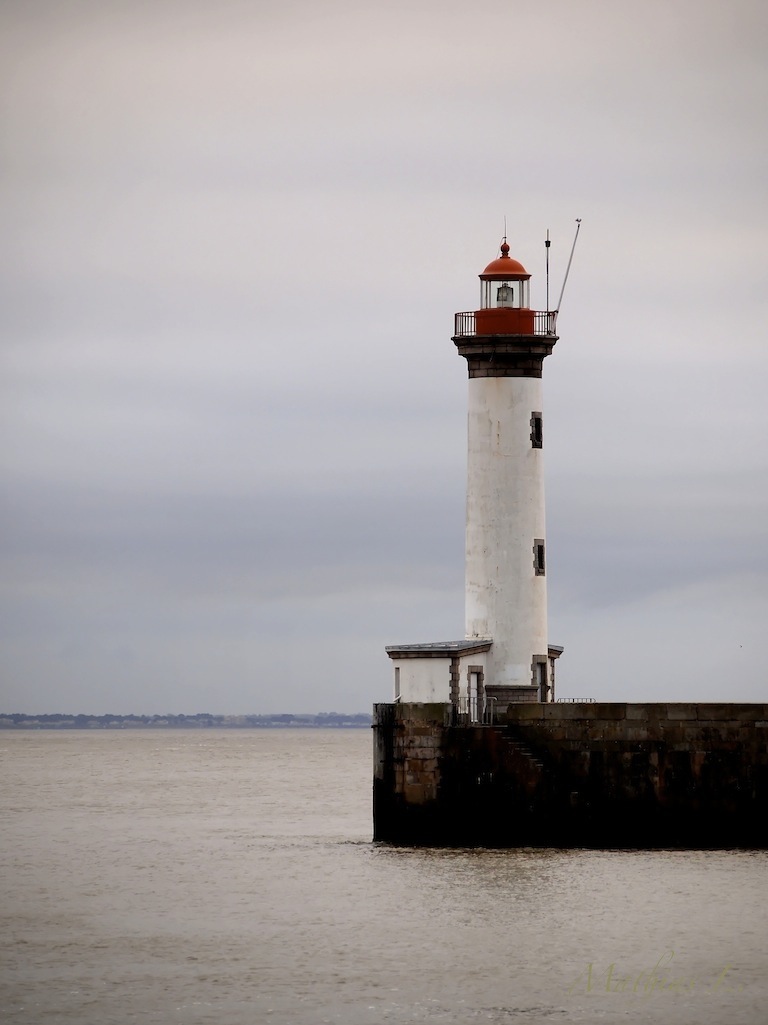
[385,639,493,659]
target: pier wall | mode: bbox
[372,702,768,847]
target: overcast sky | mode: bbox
[2,0,767,713]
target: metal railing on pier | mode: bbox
[450,696,496,726]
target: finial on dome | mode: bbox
[500,239,510,257]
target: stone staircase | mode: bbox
[487,725,548,797]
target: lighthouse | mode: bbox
[386,238,562,715]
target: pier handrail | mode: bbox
[451,695,496,726]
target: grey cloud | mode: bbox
[1,0,767,712]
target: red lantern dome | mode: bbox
[480,241,530,281]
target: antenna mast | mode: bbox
[555,219,582,312]
[545,229,551,313]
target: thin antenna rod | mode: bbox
[545,229,551,313]
[556,219,582,312]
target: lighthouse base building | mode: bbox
[385,640,563,716]
[385,240,562,717]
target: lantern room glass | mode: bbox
[480,277,530,309]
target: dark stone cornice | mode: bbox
[453,334,558,379]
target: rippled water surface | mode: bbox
[1,729,766,1024]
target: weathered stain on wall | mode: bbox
[372,702,768,848]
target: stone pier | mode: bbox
[372,702,768,847]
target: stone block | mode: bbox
[587,703,627,721]
[728,705,767,721]
[543,704,580,720]
[724,722,746,735]
[626,704,654,720]
[601,721,631,741]
[542,703,598,721]
[695,704,764,722]
[506,704,546,721]
[410,750,440,766]
[661,728,685,746]
[626,725,653,742]
[666,704,699,721]
[410,725,436,737]
[403,782,430,805]
[406,755,438,771]
[563,724,591,742]
[405,737,439,753]
[643,722,669,742]
[399,703,450,724]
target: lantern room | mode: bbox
[474,239,536,336]
[479,241,531,309]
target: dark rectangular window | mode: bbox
[534,540,546,576]
[530,412,543,448]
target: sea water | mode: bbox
[1,729,766,1024]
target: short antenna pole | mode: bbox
[556,218,582,313]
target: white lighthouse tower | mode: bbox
[456,239,560,707]
[386,238,562,714]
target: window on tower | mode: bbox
[534,540,546,576]
[530,412,543,448]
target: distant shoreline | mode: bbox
[0,713,372,730]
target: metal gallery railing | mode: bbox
[453,310,558,338]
